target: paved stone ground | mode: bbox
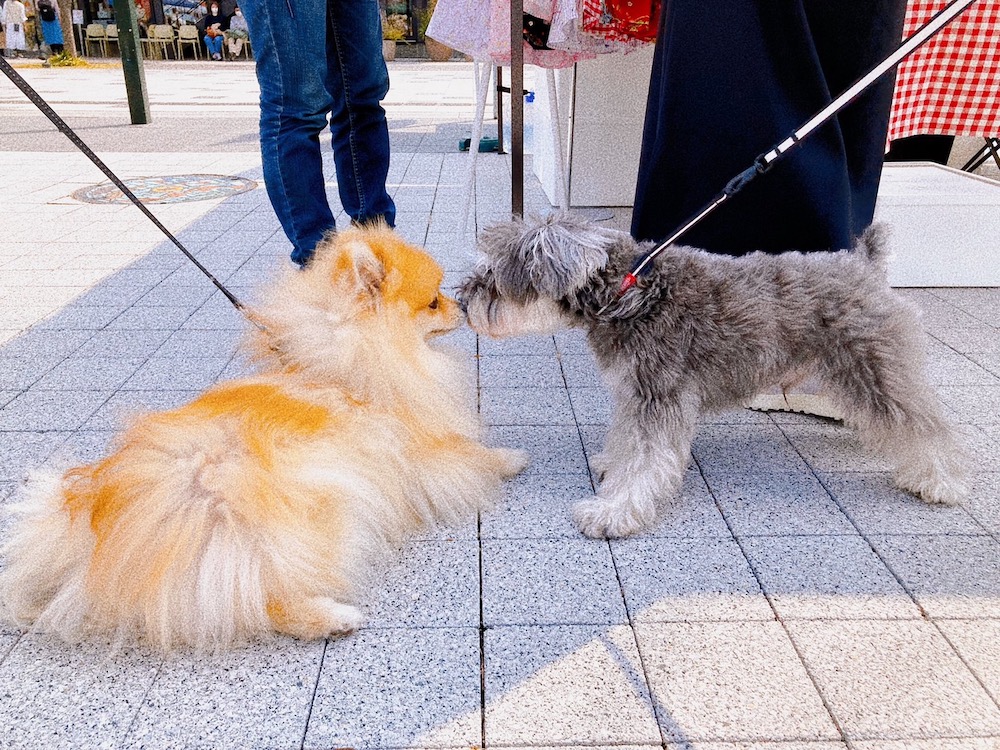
[0,59,999,749]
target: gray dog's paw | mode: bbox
[572,496,652,539]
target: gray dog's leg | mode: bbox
[574,391,699,538]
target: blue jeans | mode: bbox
[240,0,395,265]
[204,35,223,57]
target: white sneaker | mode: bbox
[745,379,843,421]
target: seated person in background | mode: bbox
[225,5,248,58]
[202,1,227,60]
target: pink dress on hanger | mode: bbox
[426,0,594,68]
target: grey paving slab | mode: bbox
[0,355,63,390]
[366,540,480,628]
[479,355,564,389]
[0,329,94,359]
[83,390,201,431]
[930,287,1000,324]
[107,304,197,330]
[0,430,69,480]
[568,386,614,425]
[612,537,773,623]
[488,425,589,475]
[0,635,159,750]
[852,740,1000,750]
[972,365,1000,404]
[964,424,1000,472]
[434,325,477,354]
[553,329,591,355]
[692,425,812,477]
[32,356,148,391]
[152,328,242,358]
[788,620,1000,740]
[74,329,175,359]
[33,304,123,330]
[135,281,217,308]
[479,334,557,356]
[482,538,627,626]
[123,356,230,391]
[963,472,1000,533]
[559,353,605,389]
[706,471,856,536]
[44,430,116,466]
[484,624,662,747]
[0,389,112,431]
[931,325,1000,356]
[216,355,258,381]
[58,283,153,310]
[741,535,920,620]
[124,639,321,750]
[870,534,1000,619]
[938,385,1000,425]
[306,627,481,749]
[924,341,1000,386]
[635,621,839,743]
[936,620,1000,703]
[779,423,894,472]
[182,293,255,330]
[819,472,984,535]
[480,472,596,540]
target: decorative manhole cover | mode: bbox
[73,174,258,205]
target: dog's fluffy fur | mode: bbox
[0,225,527,651]
[459,212,966,538]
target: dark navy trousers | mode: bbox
[631,1,907,254]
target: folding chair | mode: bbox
[105,24,119,56]
[176,24,200,59]
[84,24,107,57]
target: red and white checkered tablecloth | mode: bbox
[888,0,1000,142]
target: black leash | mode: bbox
[599,0,982,313]
[0,56,249,315]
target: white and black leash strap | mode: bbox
[600,0,981,312]
[0,55,249,315]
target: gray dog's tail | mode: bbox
[854,223,890,271]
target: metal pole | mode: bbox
[112,0,150,124]
[510,0,523,217]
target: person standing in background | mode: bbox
[37,0,63,55]
[2,0,28,57]
[238,0,395,266]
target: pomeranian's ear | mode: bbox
[331,238,386,300]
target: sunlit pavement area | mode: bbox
[1,59,1000,749]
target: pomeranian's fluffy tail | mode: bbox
[0,437,326,652]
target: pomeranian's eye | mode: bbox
[428,296,439,310]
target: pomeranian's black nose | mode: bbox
[456,292,468,314]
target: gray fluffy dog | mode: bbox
[458,212,967,539]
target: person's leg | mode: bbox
[803,0,907,235]
[241,0,335,265]
[325,0,395,227]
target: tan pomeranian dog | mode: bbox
[0,224,527,652]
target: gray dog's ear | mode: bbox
[478,212,618,298]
